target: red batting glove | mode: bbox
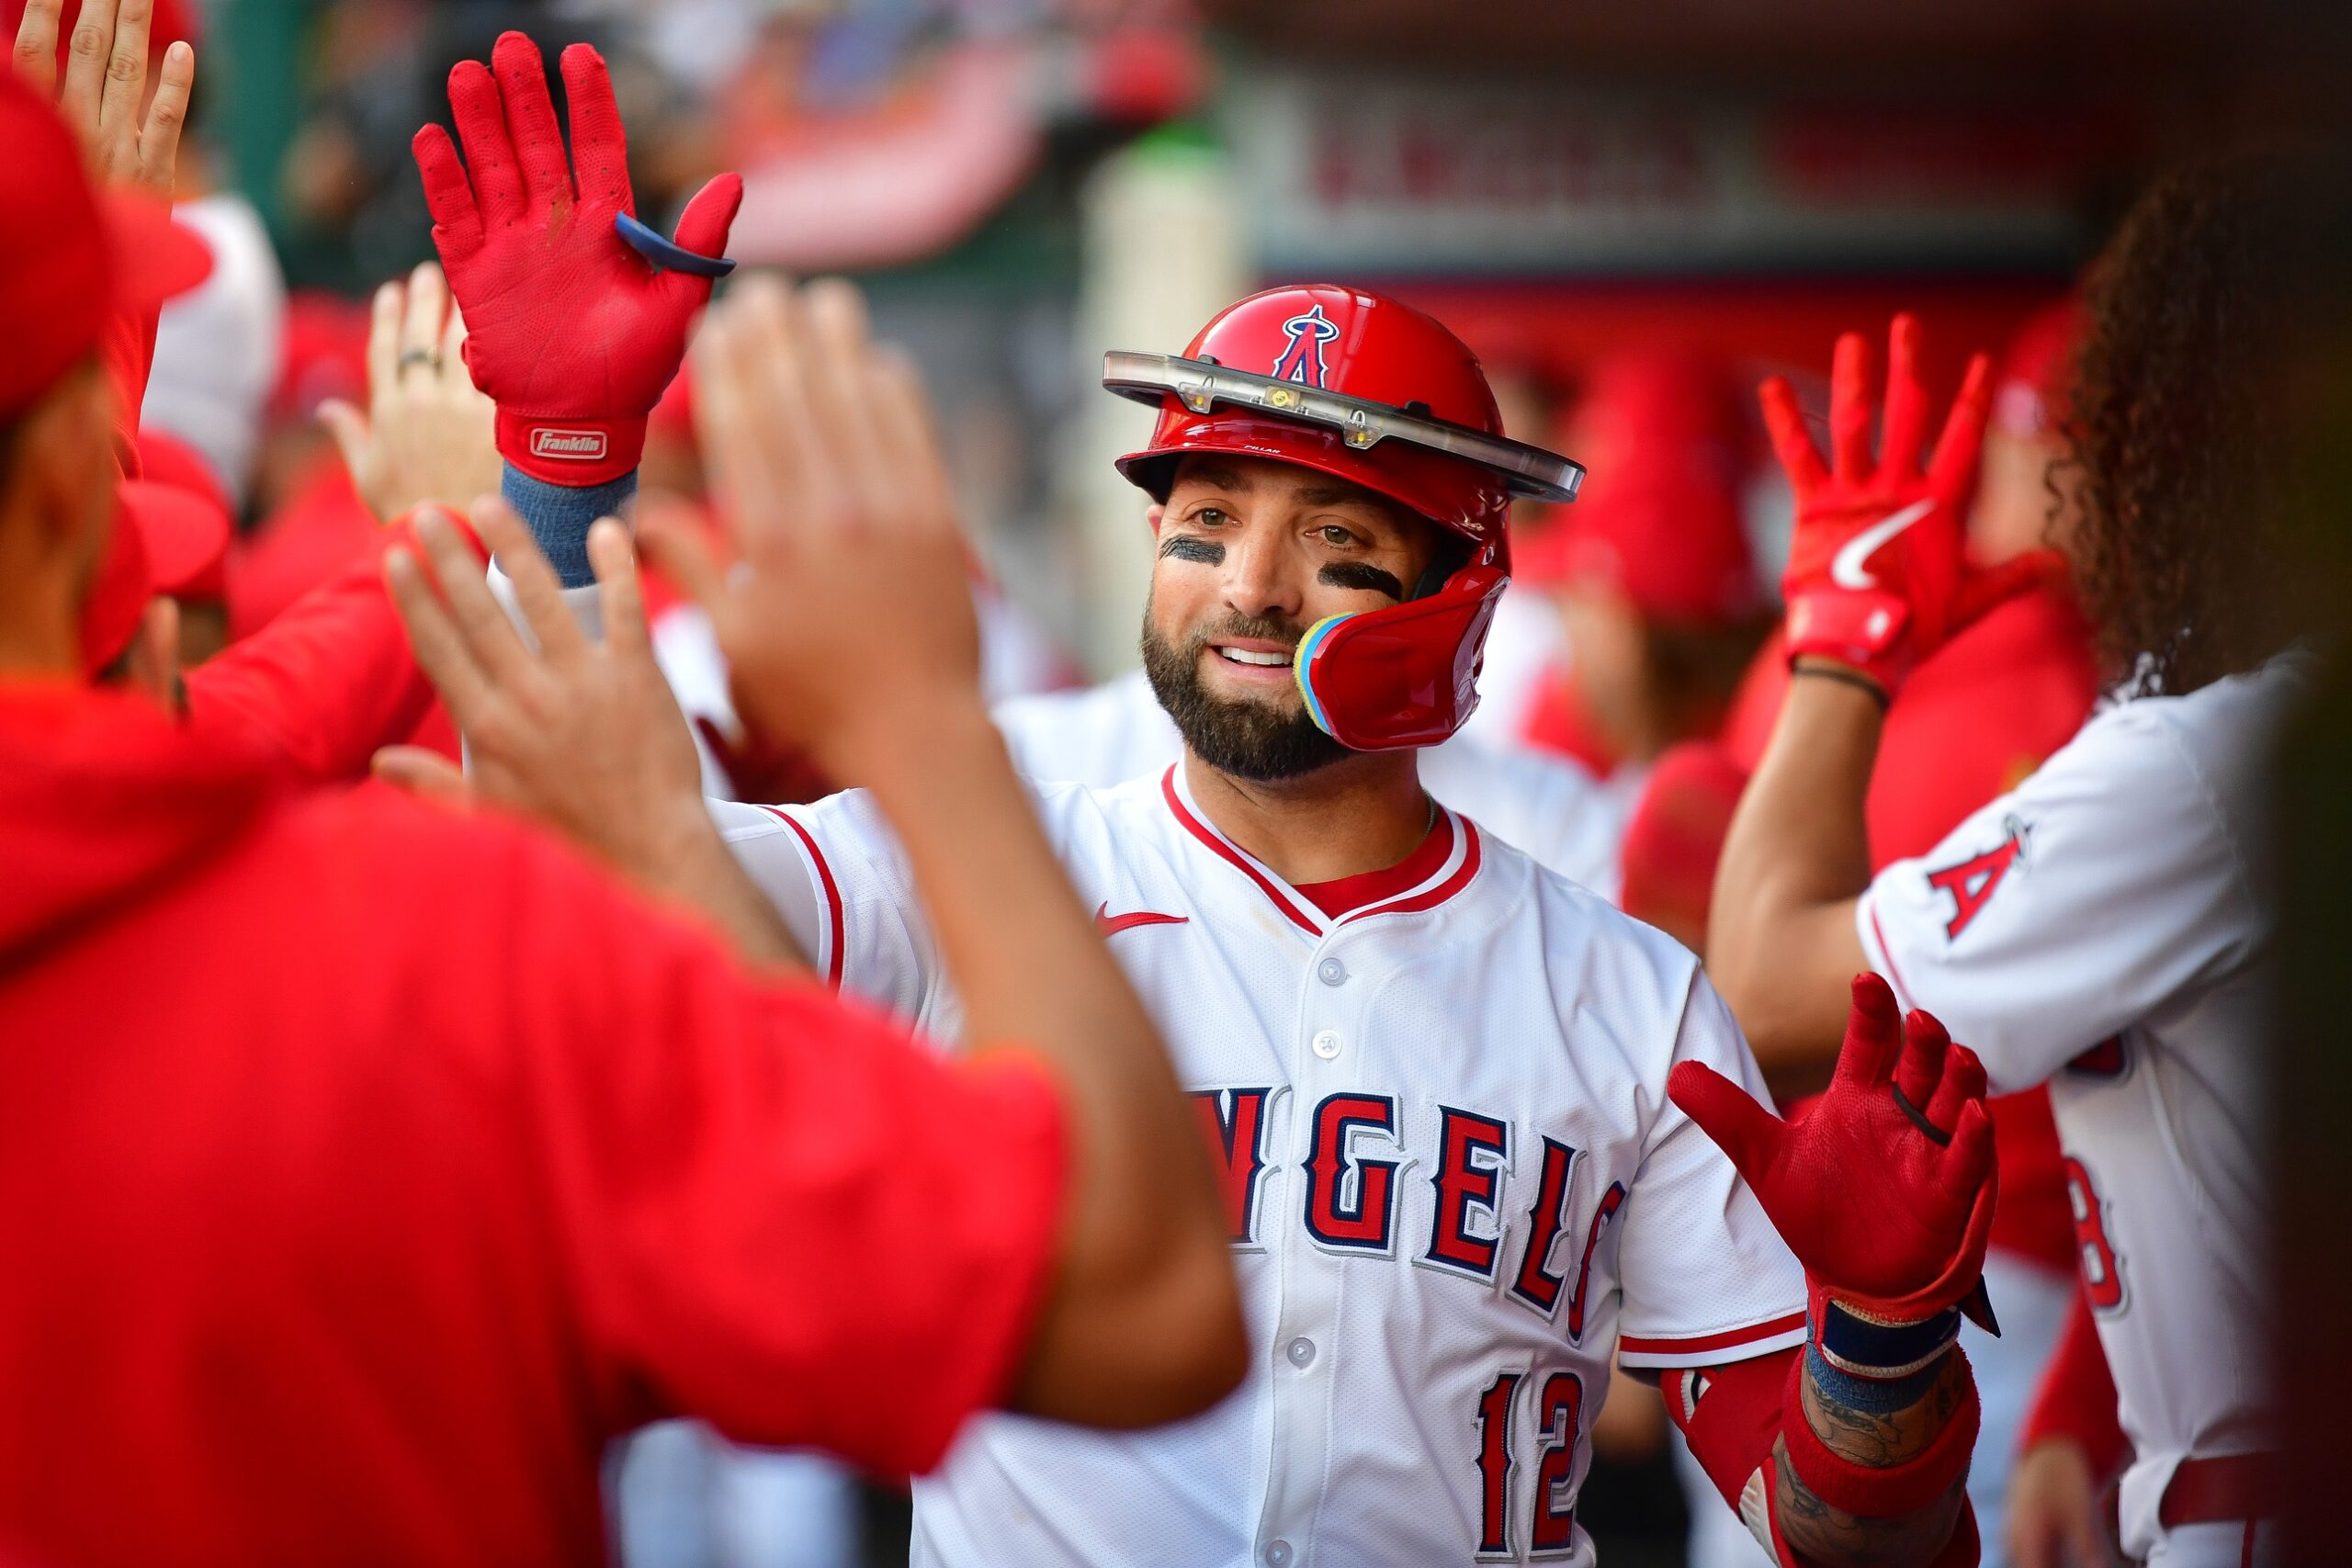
[1761,315,2004,695]
[1669,974,1997,1338]
[411,32,742,487]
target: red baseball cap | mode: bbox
[78,475,233,673]
[1518,351,1759,626]
[270,290,370,423]
[1989,299,2086,441]
[122,478,231,603]
[78,493,152,676]
[0,73,212,421]
[134,427,233,517]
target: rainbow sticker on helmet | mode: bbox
[1293,613,1353,738]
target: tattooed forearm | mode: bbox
[1799,1351,1968,1466]
[1772,1437,1967,1568]
[1769,1348,1971,1565]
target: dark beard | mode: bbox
[1139,604,1351,783]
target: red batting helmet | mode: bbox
[1104,285,1581,750]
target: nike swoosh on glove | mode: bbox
[412,31,742,487]
[1762,314,2028,696]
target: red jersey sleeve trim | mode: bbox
[1620,1310,1810,1366]
[760,806,844,991]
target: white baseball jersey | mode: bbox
[652,589,1072,799]
[1857,655,2303,1563]
[713,767,1804,1568]
[992,668,1625,901]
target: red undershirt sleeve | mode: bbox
[1661,1348,1982,1568]
[182,514,458,784]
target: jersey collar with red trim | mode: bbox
[1158,764,1482,937]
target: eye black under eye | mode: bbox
[1161,536,1225,565]
[1320,561,1407,599]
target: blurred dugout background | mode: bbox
[161,1,2346,1565]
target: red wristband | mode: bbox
[1781,1346,1978,1518]
[1785,588,1912,692]
[494,408,648,487]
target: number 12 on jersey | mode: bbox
[1474,1369,1586,1559]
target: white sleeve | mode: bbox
[1855,704,2260,1095]
[1614,973,1809,1371]
[493,577,941,1020]
[709,793,939,1026]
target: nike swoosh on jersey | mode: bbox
[1829,498,1937,590]
[1093,902,1191,936]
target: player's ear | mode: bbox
[1146,502,1165,536]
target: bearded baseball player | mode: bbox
[406,139,2012,1557]
[1707,160,2314,1567]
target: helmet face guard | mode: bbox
[1104,287,1583,752]
[1295,560,1510,750]
[1103,351,1582,512]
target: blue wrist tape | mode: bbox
[501,464,639,590]
[1814,1301,1962,1381]
[1805,1337,1947,1415]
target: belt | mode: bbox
[2159,1452,2280,1529]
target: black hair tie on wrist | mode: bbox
[1792,660,1891,711]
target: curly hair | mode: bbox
[2069,153,2315,695]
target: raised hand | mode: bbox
[411,31,741,487]
[1761,315,2006,694]
[639,275,986,788]
[1668,973,1996,1326]
[11,0,195,198]
[319,263,501,525]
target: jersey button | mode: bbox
[1310,1030,1342,1060]
[1317,957,1347,987]
[1285,1337,1317,1369]
[1265,1541,1293,1568]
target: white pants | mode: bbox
[2145,1518,2276,1567]
[612,1419,859,1568]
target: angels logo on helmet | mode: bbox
[1272,304,1339,389]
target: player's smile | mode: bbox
[1204,636,1295,686]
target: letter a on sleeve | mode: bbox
[1856,697,2265,1095]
